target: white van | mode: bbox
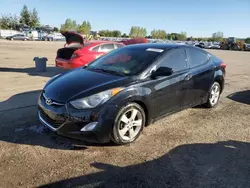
[27,30,39,40]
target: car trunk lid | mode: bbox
[61,31,85,45]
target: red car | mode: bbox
[56,32,125,69]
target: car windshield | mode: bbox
[86,47,165,76]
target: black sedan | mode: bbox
[38,44,226,144]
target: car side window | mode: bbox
[115,43,123,49]
[91,45,100,52]
[158,48,187,72]
[186,48,209,68]
[100,44,115,52]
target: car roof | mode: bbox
[86,40,123,45]
[123,43,188,50]
[123,43,208,52]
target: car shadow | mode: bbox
[0,90,116,150]
[0,66,66,78]
[227,90,250,105]
[38,140,250,188]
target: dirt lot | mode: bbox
[0,40,250,188]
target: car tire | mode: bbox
[205,82,221,108]
[111,103,146,145]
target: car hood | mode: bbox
[61,31,84,44]
[44,68,131,103]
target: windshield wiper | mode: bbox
[101,69,126,76]
[88,68,125,76]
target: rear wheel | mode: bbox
[205,82,221,108]
[111,103,146,145]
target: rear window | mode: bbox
[100,44,115,52]
[115,43,124,48]
[87,47,165,75]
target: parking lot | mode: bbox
[0,40,250,188]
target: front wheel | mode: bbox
[205,82,221,108]
[111,103,146,145]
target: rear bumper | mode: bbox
[55,58,77,69]
[55,57,88,69]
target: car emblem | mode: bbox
[46,98,53,105]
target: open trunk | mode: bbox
[57,31,85,60]
[57,44,81,60]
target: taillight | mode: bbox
[220,62,226,69]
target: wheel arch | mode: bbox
[131,100,151,126]
[214,75,224,93]
[111,88,153,127]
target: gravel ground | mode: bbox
[0,40,249,188]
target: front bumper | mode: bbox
[38,93,119,143]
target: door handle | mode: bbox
[184,74,192,81]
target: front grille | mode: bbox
[42,92,64,106]
[39,108,65,129]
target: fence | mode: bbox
[0,30,21,38]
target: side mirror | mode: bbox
[151,67,173,78]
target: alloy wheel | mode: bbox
[118,108,143,141]
[209,84,220,106]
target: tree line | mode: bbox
[0,5,39,30]
[97,28,187,41]
[1,5,250,43]
[60,18,92,34]
[0,5,59,32]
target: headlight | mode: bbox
[70,87,124,109]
